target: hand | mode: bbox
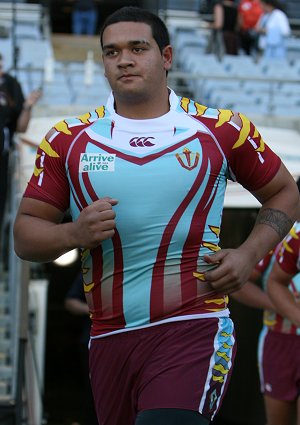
[24,89,42,109]
[203,248,254,294]
[73,197,118,249]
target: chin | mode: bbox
[117,88,149,103]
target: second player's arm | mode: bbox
[231,269,275,310]
[267,262,300,327]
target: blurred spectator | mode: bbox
[209,0,239,57]
[256,0,290,59]
[0,53,41,238]
[238,0,263,55]
[70,0,98,35]
[65,273,98,425]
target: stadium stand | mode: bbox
[171,23,300,118]
[285,0,300,25]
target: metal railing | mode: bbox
[0,139,45,424]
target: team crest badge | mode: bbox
[175,147,199,170]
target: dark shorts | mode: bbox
[258,327,300,401]
[89,317,236,425]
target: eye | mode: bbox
[104,49,118,57]
[133,47,145,53]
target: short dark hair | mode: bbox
[100,6,170,53]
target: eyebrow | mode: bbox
[102,39,151,50]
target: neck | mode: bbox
[113,87,170,119]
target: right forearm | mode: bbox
[14,215,77,263]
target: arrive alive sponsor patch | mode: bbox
[79,153,116,172]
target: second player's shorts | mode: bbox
[89,317,236,425]
[258,327,300,401]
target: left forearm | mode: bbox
[234,204,296,281]
[244,207,291,256]
[256,207,294,242]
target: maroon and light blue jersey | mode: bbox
[257,222,300,335]
[276,222,300,276]
[24,90,281,337]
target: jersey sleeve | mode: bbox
[23,119,84,212]
[204,111,281,192]
[275,227,300,275]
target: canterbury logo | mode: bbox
[176,147,199,170]
[129,136,155,147]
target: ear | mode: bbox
[162,45,173,71]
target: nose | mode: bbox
[117,49,135,68]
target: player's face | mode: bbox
[102,21,172,103]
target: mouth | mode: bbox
[118,74,139,81]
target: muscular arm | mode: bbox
[14,199,71,262]
[267,262,300,327]
[204,163,300,293]
[13,197,118,263]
